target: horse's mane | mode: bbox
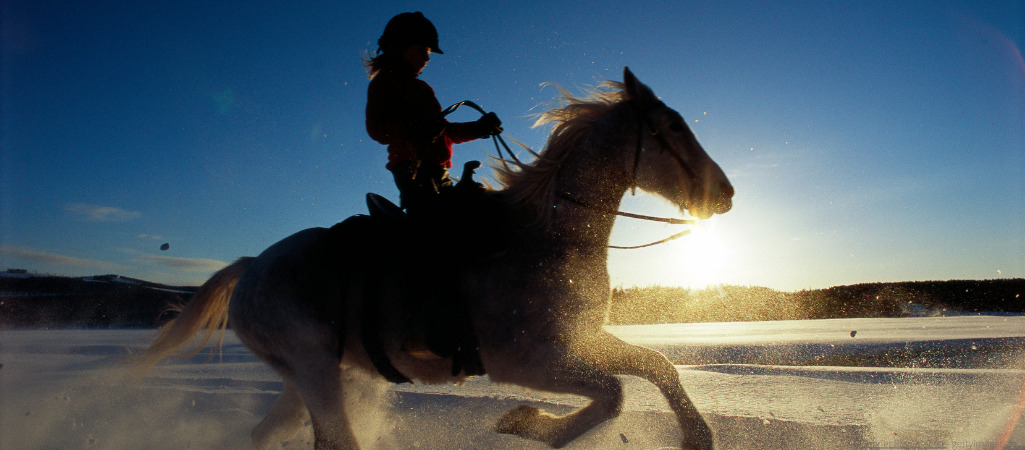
[496,81,627,226]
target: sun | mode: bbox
[608,213,736,289]
[664,220,733,288]
[608,196,738,289]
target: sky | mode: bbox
[1,0,1023,290]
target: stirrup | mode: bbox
[366,193,404,220]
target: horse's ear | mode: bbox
[623,67,657,106]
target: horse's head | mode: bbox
[622,68,733,219]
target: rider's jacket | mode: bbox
[365,60,478,171]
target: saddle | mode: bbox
[359,161,490,382]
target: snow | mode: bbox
[2,317,1024,449]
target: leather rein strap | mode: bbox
[442,100,525,166]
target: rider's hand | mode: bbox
[474,112,503,138]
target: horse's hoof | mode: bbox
[494,404,540,435]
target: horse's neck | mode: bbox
[539,153,628,335]
[548,139,632,251]
[493,128,635,337]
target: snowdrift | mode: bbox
[2,316,1023,449]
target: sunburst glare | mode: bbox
[661,219,732,288]
[609,194,736,289]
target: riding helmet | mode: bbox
[377,12,444,54]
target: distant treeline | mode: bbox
[609,279,1025,324]
[2,275,1023,328]
[0,275,192,328]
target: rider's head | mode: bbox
[377,12,443,56]
[366,12,442,78]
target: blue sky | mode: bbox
[2,0,1023,290]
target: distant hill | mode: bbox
[609,279,1025,324]
[0,273,195,328]
[2,272,1023,328]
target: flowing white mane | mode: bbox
[496,81,627,224]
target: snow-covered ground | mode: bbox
[2,316,1024,449]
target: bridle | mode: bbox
[562,100,705,249]
[443,99,701,250]
[628,101,701,194]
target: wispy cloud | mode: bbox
[133,254,229,272]
[65,203,141,222]
[0,246,127,271]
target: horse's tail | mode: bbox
[129,257,255,377]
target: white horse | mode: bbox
[133,67,733,449]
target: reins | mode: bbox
[558,192,697,225]
[442,100,532,167]
[558,193,696,249]
[443,99,699,250]
[609,230,694,250]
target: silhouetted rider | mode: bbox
[364,12,502,213]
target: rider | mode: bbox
[364,12,502,214]
[363,12,496,375]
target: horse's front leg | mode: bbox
[494,358,624,448]
[598,334,714,450]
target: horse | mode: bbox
[131,67,733,449]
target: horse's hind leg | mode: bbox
[289,350,360,450]
[495,363,624,448]
[252,380,309,450]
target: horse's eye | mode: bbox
[669,122,685,133]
